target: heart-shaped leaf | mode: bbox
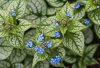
[24,56,33,68]
[24,29,36,41]
[0,61,10,68]
[47,7,56,16]
[0,0,8,5]
[24,48,35,56]
[83,44,99,58]
[1,0,13,10]
[5,12,13,24]
[70,3,85,20]
[12,63,24,68]
[78,59,87,68]
[64,49,77,63]
[34,60,49,68]
[46,0,65,7]
[82,28,93,44]
[60,2,73,18]
[0,10,9,23]
[0,37,13,60]
[85,0,96,12]
[88,8,100,25]
[6,32,24,49]
[50,39,62,49]
[39,16,57,37]
[32,52,48,68]
[67,20,87,33]
[72,63,79,68]
[10,28,17,34]
[7,48,26,64]
[0,31,8,37]
[63,31,84,56]
[26,0,47,15]
[44,23,59,37]
[24,14,47,28]
[7,0,26,18]
[24,56,49,68]
[94,24,100,39]
[60,26,67,36]
[84,58,98,65]
[15,19,34,32]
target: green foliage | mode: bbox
[63,31,84,56]
[0,0,100,68]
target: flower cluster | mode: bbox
[2,22,15,32]
[84,19,90,27]
[65,13,72,17]
[34,33,53,54]
[38,34,44,41]
[50,55,61,65]
[10,12,16,16]
[34,46,44,54]
[26,41,33,48]
[75,3,80,8]
[34,41,52,54]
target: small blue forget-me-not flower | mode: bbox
[54,31,60,38]
[46,41,52,48]
[50,55,61,65]
[34,46,38,51]
[26,41,33,48]
[38,34,44,41]
[65,13,72,18]
[54,21,59,26]
[75,3,80,8]
[10,12,16,16]
[50,58,57,65]
[56,55,61,62]
[38,47,44,54]
[84,19,89,27]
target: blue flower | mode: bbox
[10,12,16,16]
[34,46,38,51]
[38,34,44,41]
[50,58,57,65]
[54,21,59,26]
[54,31,60,38]
[46,41,52,48]
[65,13,72,18]
[84,19,89,26]
[56,55,61,62]
[26,41,33,48]
[75,3,80,8]
[38,47,44,54]
[18,66,20,68]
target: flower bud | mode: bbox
[11,26,13,28]
[10,36,14,39]
[2,22,4,25]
